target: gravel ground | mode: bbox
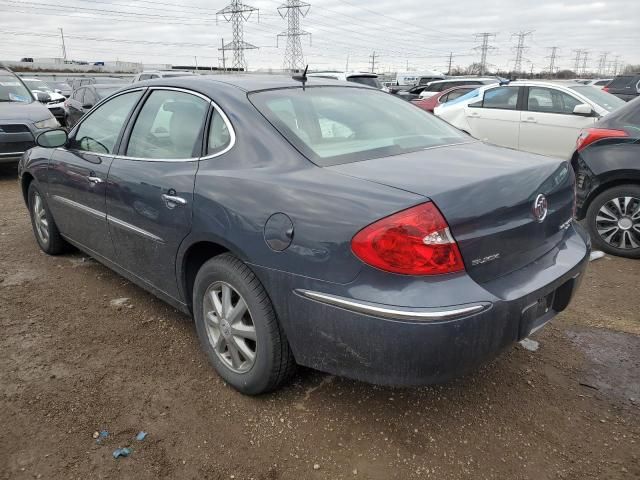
[0,164,638,480]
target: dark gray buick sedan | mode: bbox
[18,75,590,394]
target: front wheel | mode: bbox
[193,253,295,395]
[585,184,640,259]
[28,182,68,255]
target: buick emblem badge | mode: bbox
[532,194,548,223]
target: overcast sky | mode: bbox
[1,0,638,73]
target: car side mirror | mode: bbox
[573,104,593,116]
[36,129,68,148]
[82,103,94,109]
[36,92,51,103]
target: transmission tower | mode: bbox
[546,47,559,76]
[511,31,533,74]
[597,51,610,76]
[581,50,590,76]
[277,0,310,72]
[572,49,583,74]
[474,33,496,76]
[217,0,259,71]
[369,51,378,73]
[612,55,621,75]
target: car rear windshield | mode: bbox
[569,85,626,112]
[250,86,468,166]
[347,76,381,89]
[0,73,33,103]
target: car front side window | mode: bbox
[126,89,209,159]
[71,90,143,154]
[527,87,582,114]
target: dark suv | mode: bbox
[0,65,59,165]
[571,97,640,258]
[604,73,640,102]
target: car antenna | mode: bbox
[293,65,309,91]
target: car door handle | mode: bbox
[87,176,103,184]
[522,117,537,123]
[469,112,480,117]
[161,193,187,209]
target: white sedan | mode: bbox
[434,81,626,159]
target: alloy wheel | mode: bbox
[202,281,257,374]
[32,192,50,245]
[595,196,640,250]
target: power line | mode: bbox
[277,0,310,72]
[217,0,259,71]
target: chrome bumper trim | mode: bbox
[296,290,487,321]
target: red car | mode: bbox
[411,86,477,112]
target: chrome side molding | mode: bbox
[296,289,487,322]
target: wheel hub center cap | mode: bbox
[618,217,633,230]
[220,319,232,338]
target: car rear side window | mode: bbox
[207,109,232,155]
[126,89,209,159]
[477,86,520,110]
[71,90,143,154]
[608,76,633,88]
[250,86,467,166]
[73,88,85,102]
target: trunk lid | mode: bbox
[328,142,575,283]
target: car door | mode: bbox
[105,87,210,300]
[518,86,597,158]
[465,86,522,149]
[47,89,145,259]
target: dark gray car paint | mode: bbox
[18,75,590,385]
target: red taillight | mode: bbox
[351,202,465,275]
[602,86,609,92]
[576,128,628,152]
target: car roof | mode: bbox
[132,74,358,93]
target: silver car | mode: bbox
[0,66,59,164]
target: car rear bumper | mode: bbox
[251,223,590,386]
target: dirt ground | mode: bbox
[0,164,638,480]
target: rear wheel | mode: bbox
[28,182,68,255]
[586,184,640,259]
[193,253,295,395]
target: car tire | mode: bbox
[193,253,296,395]
[585,184,640,259]
[27,182,68,255]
